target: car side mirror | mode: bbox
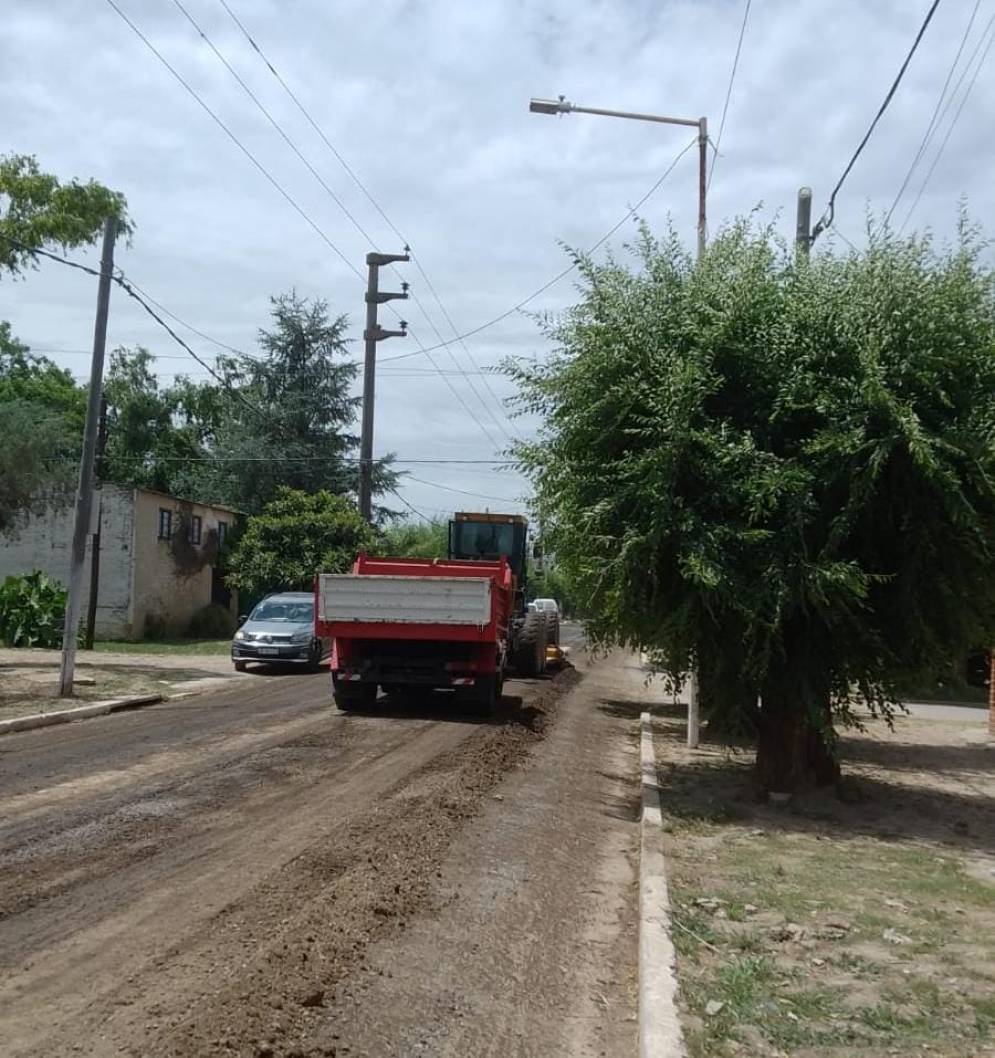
[237,614,247,626]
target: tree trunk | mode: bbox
[806,698,841,786]
[756,659,838,793]
[756,676,810,793]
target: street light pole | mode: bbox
[530,94,709,746]
[529,95,709,261]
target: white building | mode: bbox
[0,485,240,640]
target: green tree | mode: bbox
[0,321,86,431]
[379,518,449,558]
[199,291,397,514]
[0,323,82,534]
[102,347,212,493]
[0,153,129,276]
[511,220,995,792]
[226,487,376,597]
[0,400,75,536]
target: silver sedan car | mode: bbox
[231,592,331,672]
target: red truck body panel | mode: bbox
[315,554,514,686]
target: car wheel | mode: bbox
[306,643,322,673]
[234,660,247,673]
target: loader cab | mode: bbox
[448,512,528,582]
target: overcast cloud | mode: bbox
[2,0,993,517]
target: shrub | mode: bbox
[187,603,236,640]
[0,570,67,648]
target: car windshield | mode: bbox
[249,600,313,623]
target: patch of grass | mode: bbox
[672,907,721,956]
[92,639,230,656]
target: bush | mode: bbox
[187,603,236,640]
[0,570,67,647]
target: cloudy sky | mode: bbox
[2,0,993,517]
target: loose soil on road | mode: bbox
[0,647,639,1057]
[643,697,995,1058]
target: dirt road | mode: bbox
[0,644,639,1057]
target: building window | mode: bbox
[188,514,202,545]
[158,508,173,540]
[217,520,228,545]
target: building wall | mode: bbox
[130,491,239,637]
[0,485,136,638]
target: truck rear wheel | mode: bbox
[333,680,377,711]
[511,609,546,677]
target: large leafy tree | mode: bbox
[0,153,129,276]
[0,323,83,534]
[102,347,214,493]
[511,220,995,792]
[226,487,376,597]
[200,291,397,514]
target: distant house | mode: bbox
[0,485,241,640]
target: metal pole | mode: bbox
[82,396,108,650]
[697,117,708,261]
[59,218,116,696]
[796,186,813,259]
[687,672,700,748]
[358,259,379,521]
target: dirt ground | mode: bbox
[0,646,244,721]
[0,648,640,1057]
[645,697,995,1058]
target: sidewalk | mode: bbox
[647,694,995,1057]
[0,647,242,725]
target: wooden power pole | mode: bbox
[358,250,409,521]
[59,218,116,696]
[82,395,108,651]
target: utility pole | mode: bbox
[59,218,116,697]
[697,116,708,261]
[796,186,813,259]
[82,395,108,651]
[358,250,409,521]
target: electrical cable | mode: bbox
[107,0,506,455]
[192,0,520,442]
[404,475,521,504]
[812,0,943,241]
[886,0,983,225]
[899,13,995,232]
[707,0,752,191]
[104,0,364,282]
[387,487,431,523]
[379,136,699,365]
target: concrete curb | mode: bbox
[639,711,686,1058]
[0,693,164,737]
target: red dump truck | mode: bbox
[315,512,551,712]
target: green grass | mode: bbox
[92,639,230,656]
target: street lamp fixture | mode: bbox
[529,93,708,260]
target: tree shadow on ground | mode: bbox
[607,693,995,860]
[0,660,229,685]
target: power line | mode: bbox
[387,487,431,523]
[379,136,699,365]
[103,0,362,282]
[886,0,983,225]
[3,234,281,429]
[707,0,752,191]
[109,0,505,455]
[204,0,520,442]
[812,0,943,241]
[899,13,995,232]
[404,475,521,504]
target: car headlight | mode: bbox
[291,630,313,644]
[234,630,246,641]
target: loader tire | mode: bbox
[511,609,546,677]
